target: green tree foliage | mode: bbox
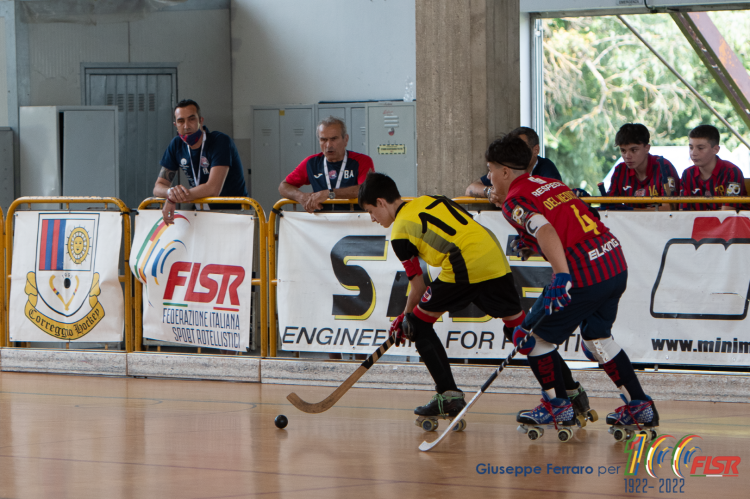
[543,13,750,191]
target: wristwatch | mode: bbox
[328,189,335,200]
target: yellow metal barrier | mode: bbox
[3,197,133,351]
[580,195,750,206]
[453,195,750,207]
[135,197,268,356]
[0,206,4,348]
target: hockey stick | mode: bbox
[419,315,545,452]
[286,334,396,414]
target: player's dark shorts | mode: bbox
[525,270,628,344]
[417,273,522,318]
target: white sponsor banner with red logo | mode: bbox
[277,212,527,358]
[131,211,253,351]
[9,212,124,342]
[277,210,750,366]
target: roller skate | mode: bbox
[567,382,598,427]
[606,395,659,442]
[414,390,467,432]
[516,391,577,442]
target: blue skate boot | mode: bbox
[606,395,659,442]
[516,391,577,442]
[414,390,467,432]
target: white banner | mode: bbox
[9,212,124,342]
[131,211,254,351]
[277,210,750,366]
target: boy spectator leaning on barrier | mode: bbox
[679,125,748,211]
[465,127,561,205]
[606,123,680,211]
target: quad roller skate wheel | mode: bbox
[650,429,658,440]
[418,418,438,432]
[613,428,627,441]
[637,429,652,442]
[451,419,467,432]
[576,414,587,428]
[588,410,599,423]
[527,427,544,440]
[557,427,573,442]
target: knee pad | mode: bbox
[582,337,622,364]
[403,312,433,342]
[528,334,556,357]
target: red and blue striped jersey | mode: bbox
[502,174,627,288]
[679,157,748,210]
[607,154,680,205]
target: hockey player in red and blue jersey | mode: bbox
[487,135,658,438]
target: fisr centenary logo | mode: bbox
[625,434,740,478]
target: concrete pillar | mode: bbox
[415,0,520,197]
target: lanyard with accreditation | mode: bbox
[323,152,348,192]
[185,130,209,210]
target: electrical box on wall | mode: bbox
[251,101,417,214]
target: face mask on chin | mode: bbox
[180,128,203,146]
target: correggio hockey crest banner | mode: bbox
[276,210,750,366]
[130,211,253,351]
[9,212,124,342]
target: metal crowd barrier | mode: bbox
[2,197,133,351]
[135,197,269,356]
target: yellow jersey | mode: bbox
[391,196,511,284]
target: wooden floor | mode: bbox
[0,371,747,498]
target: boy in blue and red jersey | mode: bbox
[679,125,748,211]
[487,135,658,434]
[607,123,680,210]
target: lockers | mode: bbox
[251,106,315,214]
[20,106,118,201]
[367,103,416,197]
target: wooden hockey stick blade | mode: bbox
[286,335,395,414]
[419,315,545,452]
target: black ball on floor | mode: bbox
[274,414,288,429]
